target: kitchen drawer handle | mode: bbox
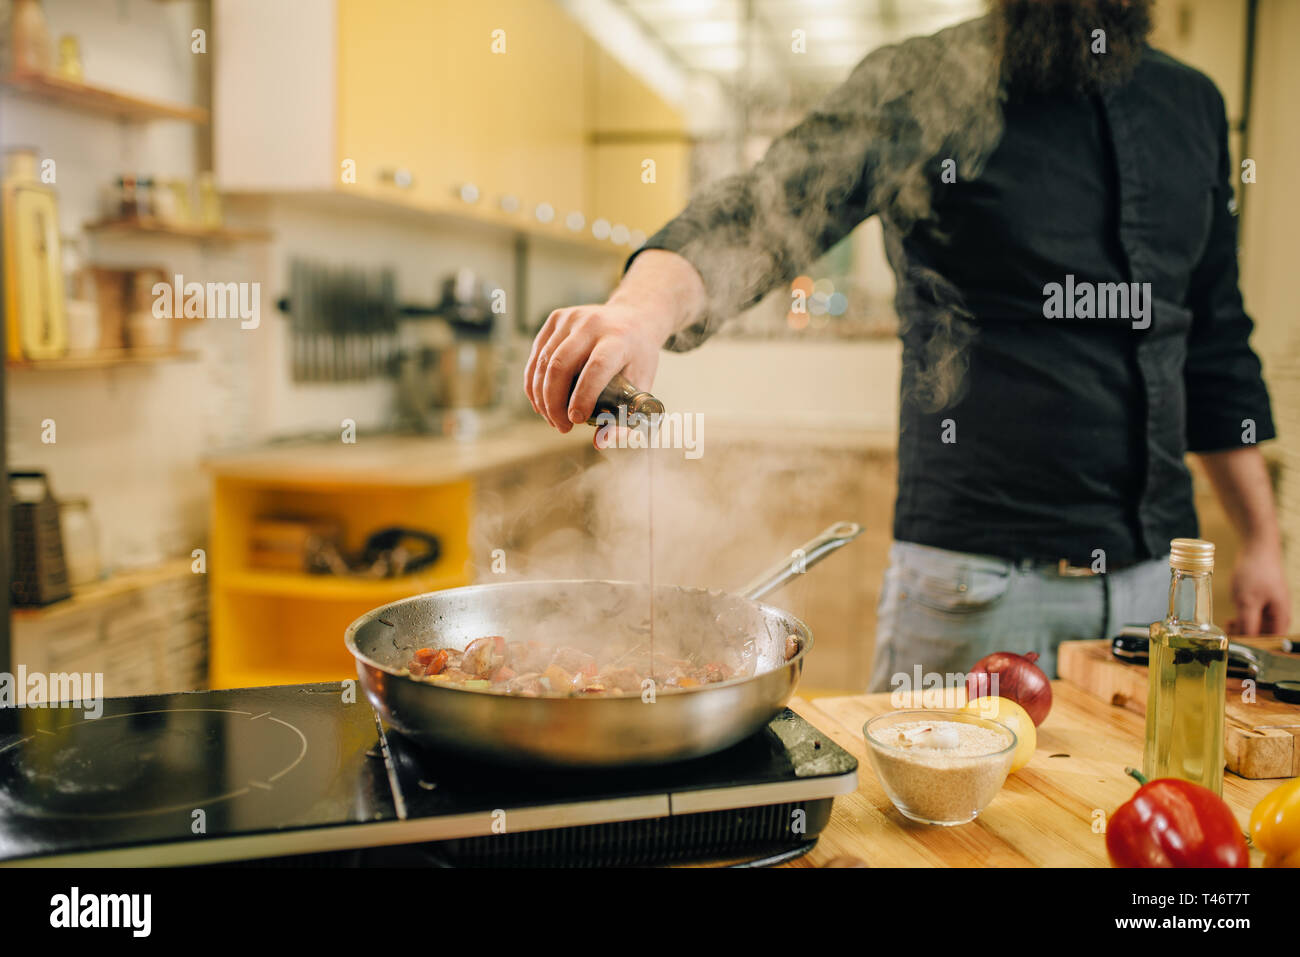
[379,168,414,189]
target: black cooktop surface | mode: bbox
[0,685,391,864]
[0,684,856,866]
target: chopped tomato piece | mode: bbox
[410,647,449,676]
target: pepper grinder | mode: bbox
[582,371,665,427]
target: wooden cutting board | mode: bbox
[781,684,1277,867]
[1057,637,1300,779]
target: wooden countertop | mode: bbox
[783,681,1279,867]
[201,421,592,487]
[200,418,900,488]
[705,421,897,453]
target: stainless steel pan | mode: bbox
[345,522,863,766]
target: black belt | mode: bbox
[1051,558,1147,577]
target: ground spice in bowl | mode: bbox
[864,711,1017,826]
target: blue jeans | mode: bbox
[868,541,1170,693]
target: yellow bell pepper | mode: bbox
[1248,777,1300,867]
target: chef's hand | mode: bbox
[1196,447,1292,637]
[524,249,705,433]
[1228,538,1292,636]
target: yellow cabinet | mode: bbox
[207,476,475,689]
[585,41,690,237]
[451,1,588,217]
[589,140,691,239]
[336,0,443,208]
[335,0,587,217]
[214,0,682,246]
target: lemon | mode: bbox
[962,695,1036,772]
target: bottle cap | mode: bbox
[1169,538,1215,572]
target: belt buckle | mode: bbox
[1057,559,1096,578]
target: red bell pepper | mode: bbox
[1106,767,1249,868]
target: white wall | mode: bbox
[655,339,900,431]
[2,0,623,574]
[227,193,621,438]
[3,0,248,570]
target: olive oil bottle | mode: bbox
[1143,538,1228,794]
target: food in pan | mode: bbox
[401,632,803,697]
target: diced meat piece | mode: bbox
[508,640,551,674]
[785,635,801,661]
[598,667,643,693]
[410,631,748,697]
[552,646,597,676]
[462,636,506,678]
[505,641,529,670]
[540,664,575,695]
[653,654,691,672]
[505,672,544,696]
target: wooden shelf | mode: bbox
[12,558,196,623]
[202,422,587,488]
[85,218,272,242]
[0,70,208,123]
[7,348,200,371]
[237,189,630,261]
[220,568,466,602]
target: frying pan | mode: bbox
[345,522,863,766]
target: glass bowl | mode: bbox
[863,709,1017,826]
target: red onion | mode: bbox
[965,651,1053,726]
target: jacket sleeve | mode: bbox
[1183,91,1276,452]
[631,45,897,351]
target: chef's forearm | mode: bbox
[1195,446,1282,548]
[607,249,707,343]
[626,40,895,351]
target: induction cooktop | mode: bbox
[0,684,857,867]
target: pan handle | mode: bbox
[737,521,864,602]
